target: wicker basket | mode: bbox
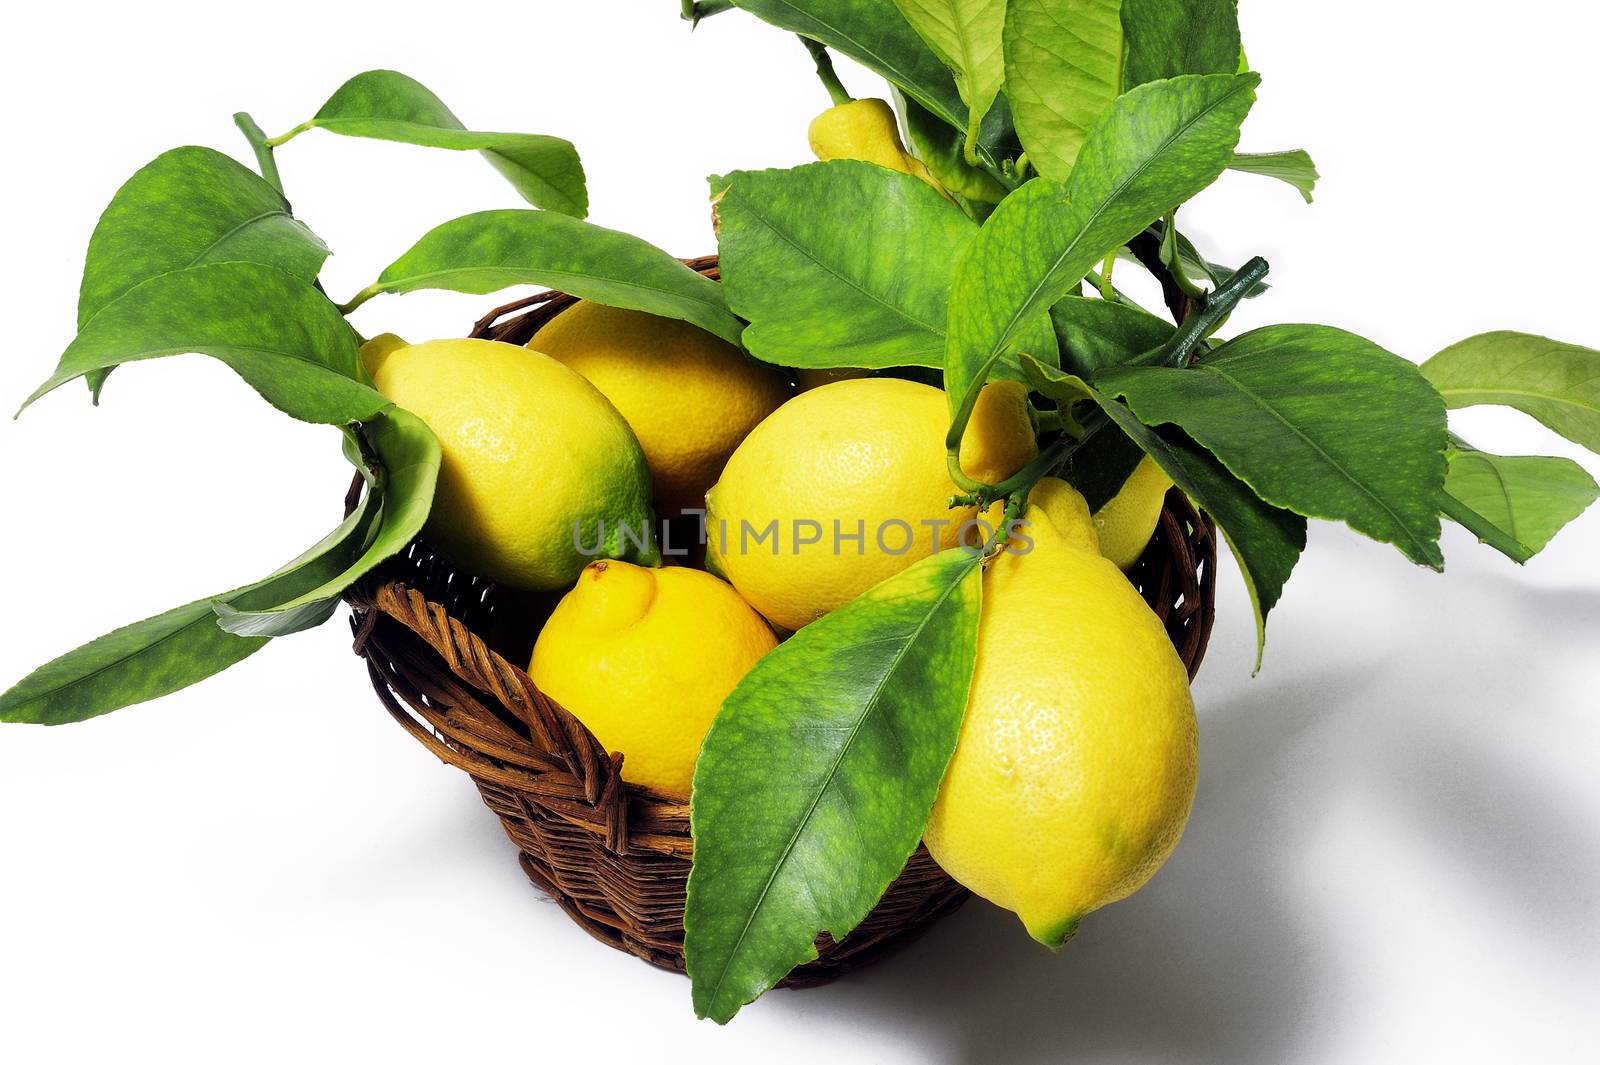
[344,257,1219,988]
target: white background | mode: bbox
[2,2,1597,1062]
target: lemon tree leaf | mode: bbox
[213,408,441,637]
[0,503,374,726]
[1060,417,1149,511]
[896,91,1010,207]
[1,404,442,720]
[1230,149,1319,203]
[1440,437,1598,562]
[1096,325,1450,568]
[77,147,330,400]
[24,262,379,426]
[727,0,1015,173]
[0,599,271,726]
[0,458,378,725]
[79,147,329,332]
[686,548,983,1024]
[1049,294,1175,377]
[889,0,1006,145]
[1127,222,1268,299]
[945,72,1259,417]
[291,70,586,217]
[369,209,742,347]
[714,161,977,368]
[1121,0,1243,88]
[1421,331,1600,452]
[1002,0,1125,180]
[1026,357,1304,663]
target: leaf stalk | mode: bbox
[263,122,313,148]
[336,285,381,316]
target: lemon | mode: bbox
[808,98,945,194]
[363,335,657,590]
[529,561,777,795]
[529,302,791,514]
[707,377,1037,631]
[962,379,1039,483]
[925,478,1198,947]
[1014,476,1099,555]
[1094,455,1175,570]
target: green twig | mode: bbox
[1439,491,1532,562]
[800,37,852,106]
[949,433,1076,513]
[233,112,285,195]
[1135,256,1271,368]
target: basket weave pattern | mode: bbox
[345,258,1219,986]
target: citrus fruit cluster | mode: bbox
[363,245,1195,942]
[10,1,1595,1023]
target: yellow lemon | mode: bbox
[1094,455,1175,570]
[529,302,791,514]
[529,562,777,796]
[926,478,1197,947]
[962,379,1039,483]
[707,377,1036,631]
[363,335,657,590]
[1014,476,1100,555]
[808,98,945,195]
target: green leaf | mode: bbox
[686,548,983,1024]
[1,404,444,723]
[889,0,1006,148]
[79,147,329,331]
[25,262,379,426]
[213,408,441,637]
[1121,0,1243,88]
[1097,325,1449,568]
[1060,416,1149,511]
[728,0,1013,172]
[1230,149,1319,203]
[78,147,331,400]
[1421,331,1600,452]
[0,599,269,726]
[1050,294,1176,377]
[1026,357,1305,664]
[371,209,742,347]
[0,492,387,726]
[1,453,379,726]
[1002,0,1124,180]
[1440,437,1598,562]
[1,404,445,722]
[1130,222,1269,298]
[714,162,976,369]
[945,72,1259,416]
[895,90,1010,207]
[294,70,586,217]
